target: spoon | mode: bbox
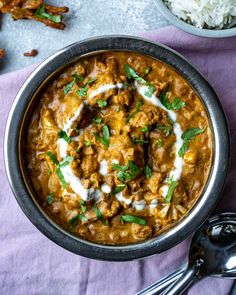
[136,213,236,295]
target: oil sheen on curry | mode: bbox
[25,52,212,245]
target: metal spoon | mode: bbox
[136,213,236,295]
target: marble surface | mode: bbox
[0,0,169,74]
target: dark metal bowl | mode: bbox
[4,36,230,261]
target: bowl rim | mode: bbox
[155,0,236,38]
[4,35,230,261]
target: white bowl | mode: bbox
[155,0,236,38]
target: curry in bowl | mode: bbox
[24,51,212,245]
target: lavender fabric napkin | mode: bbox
[1,26,236,295]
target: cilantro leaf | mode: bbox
[124,64,146,84]
[76,87,88,97]
[94,124,110,148]
[93,117,103,124]
[120,214,146,225]
[47,194,54,205]
[58,130,71,143]
[111,184,126,195]
[131,137,149,144]
[144,84,155,98]
[35,4,62,23]
[144,165,153,179]
[97,99,107,108]
[165,180,178,203]
[160,92,186,110]
[47,151,59,165]
[93,207,107,225]
[156,124,172,137]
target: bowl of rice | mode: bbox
[155,0,236,38]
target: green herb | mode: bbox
[140,126,149,132]
[94,124,110,148]
[97,99,107,108]
[48,169,52,175]
[144,165,153,179]
[58,156,74,168]
[56,167,67,188]
[156,124,172,137]
[47,151,59,165]
[70,214,87,230]
[80,200,87,213]
[93,207,107,225]
[93,117,103,124]
[124,64,146,84]
[178,127,205,157]
[35,4,62,23]
[58,130,71,143]
[126,100,142,122]
[47,194,54,205]
[131,137,149,145]
[165,180,178,203]
[76,148,81,153]
[114,160,143,183]
[112,163,128,172]
[111,184,126,195]
[85,77,97,85]
[157,138,163,148]
[58,197,63,202]
[160,92,186,110]
[76,87,88,97]
[84,141,92,147]
[120,214,147,225]
[72,74,84,82]
[144,84,155,98]
[144,67,151,75]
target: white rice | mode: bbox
[164,0,236,29]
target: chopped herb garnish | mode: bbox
[140,126,149,132]
[70,214,87,230]
[97,99,107,108]
[165,180,178,203]
[84,141,92,147]
[157,138,163,148]
[93,207,107,225]
[131,137,149,145]
[47,194,54,205]
[76,87,88,97]
[156,124,172,137]
[56,167,67,188]
[64,80,75,95]
[126,100,143,122]
[160,92,186,110]
[58,130,71,143]
[178,127,205,157]
[48,169,52,175]
[112,163,128,172]
[111,184,126,195]
[58,156,74,168]
[80,200,87,213]
[47,151,59,165]
[58,197,63,202]
[93,117,103,124]
[120,214,147,225]
[72,74,84,81]
[85,77,97,85]
[94,124,110,148]
[144,165,153,179]
[124,64,146,84]
[144,67,151,75]
[144,84,155,98]
[115,160,143,183]
[35,4,62,23]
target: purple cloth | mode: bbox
[1,26,236,295]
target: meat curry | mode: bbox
[24,51,212,245]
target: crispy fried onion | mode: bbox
[0,0,69,30]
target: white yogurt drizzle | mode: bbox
[89,83,125,99]
[58,102,101,201]
[136,82,184,197]
[57,81,183,205]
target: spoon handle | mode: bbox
[160,260,203,295]
[135,266,186,295]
